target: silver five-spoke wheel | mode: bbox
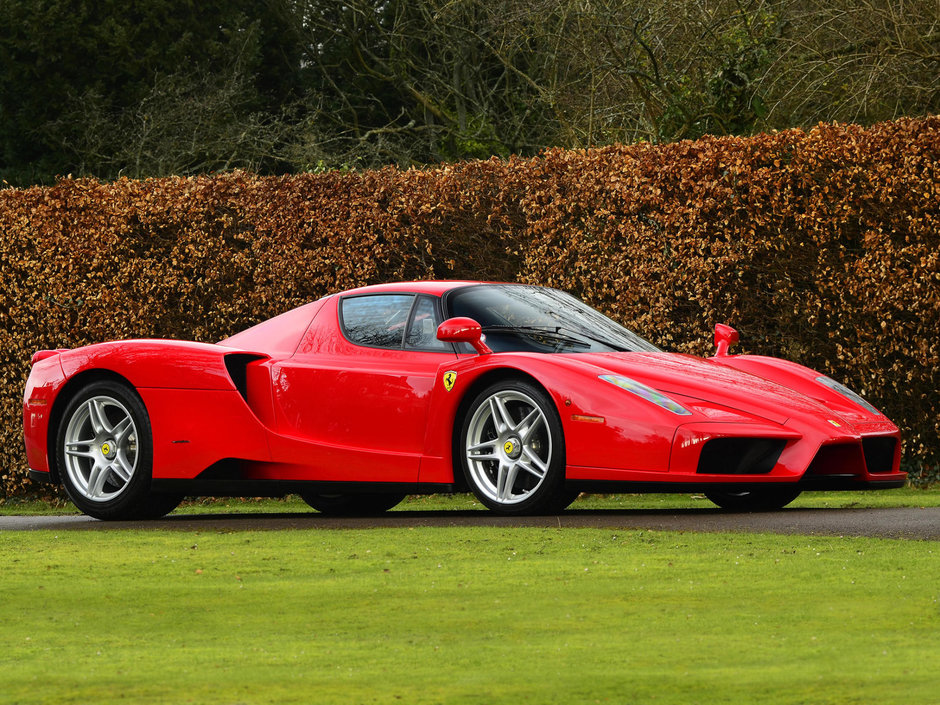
[56,380,181,520]
[466,389,552,505]
[460,380,575,515]
[63,395,139,502]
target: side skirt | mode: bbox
[566,478,906,494]
[149,476,905,499]
[150,479,456,498]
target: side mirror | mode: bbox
[437,317,492,355]
[713,323,739,357]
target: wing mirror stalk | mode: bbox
[437,317,492,355]
[713,323,739,357]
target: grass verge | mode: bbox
[1,526,937,704]
[1,486,938,516]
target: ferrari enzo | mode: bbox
[23,281,904,519]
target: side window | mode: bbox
[405,296,450,351]
[340,294,415,348]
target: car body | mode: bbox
[23,281,904,519]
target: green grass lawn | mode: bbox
[1,525,937,704]
[2,486,939,516]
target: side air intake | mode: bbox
[223,353,268,402]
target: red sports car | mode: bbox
[23,281,904,519]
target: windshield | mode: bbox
[444,284,661,354]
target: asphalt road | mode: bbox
[1,506,938,539]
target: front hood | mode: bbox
[572,352,835,426]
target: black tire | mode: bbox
[459,379,573,515]
[55,380,181,520]
[705,486,802,512]
[299,492,407,516]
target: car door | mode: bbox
[269,293,458,482]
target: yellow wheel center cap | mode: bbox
[503,439,522,459]
[101,442,113,457]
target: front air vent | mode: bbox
[696,438,786,475]
[862,437,897,474]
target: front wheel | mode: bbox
[56,380,181,520]
[460,379,574,515]
[705,487,802,512]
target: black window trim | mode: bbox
[404,294,455,353]
[338,292,457,354]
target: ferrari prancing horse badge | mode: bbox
[443,371,457,392]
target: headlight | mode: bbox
[599,374,691,415]
[815,376,881,415]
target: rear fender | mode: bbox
[23,354,68,477]
[59,340,241,391]
[41,341,276,480]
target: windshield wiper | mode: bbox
[558,327,631,352]
[488,324,630,352]
[481,325,591,349]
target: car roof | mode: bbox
[340,280,486,297]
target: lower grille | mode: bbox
[862,437,897,474]
[696,438,786,475]
[804,443,864,477]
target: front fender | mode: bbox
[711,354,889,425]
[418,352,695,483]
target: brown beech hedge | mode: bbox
[1,116,938,498]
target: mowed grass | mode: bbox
[2,486,939,515]
[1,526,937,704]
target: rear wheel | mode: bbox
[705,487,802,512]
[460,379,575,515]
[56,380,181,520]
[299,492,406,516]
